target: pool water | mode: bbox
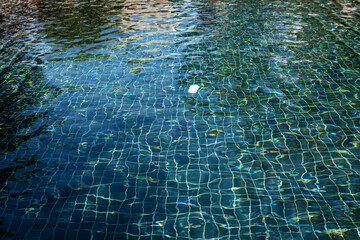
[1,0,360,239]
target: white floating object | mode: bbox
[188,84,200,94]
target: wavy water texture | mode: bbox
[0,0,360,239]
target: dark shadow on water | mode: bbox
[0,41,61,153]
[0,0,62,153]
[0,2,62,237]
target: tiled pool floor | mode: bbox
[1,0,360,239]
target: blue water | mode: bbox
[1,0,360,239]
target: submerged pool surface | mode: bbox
[1,0,360,239]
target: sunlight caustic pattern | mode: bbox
[0,0,360,239]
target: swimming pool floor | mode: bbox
[0,0,360,239]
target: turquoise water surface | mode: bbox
[1,0,360,239]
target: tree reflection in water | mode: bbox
[0,1,61,236]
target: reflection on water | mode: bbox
[1,0,360,239]
[37,0,181,63]
[0,0,61,152]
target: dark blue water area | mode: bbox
[1,0,360,239]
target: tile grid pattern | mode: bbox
[0,0,360,239]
